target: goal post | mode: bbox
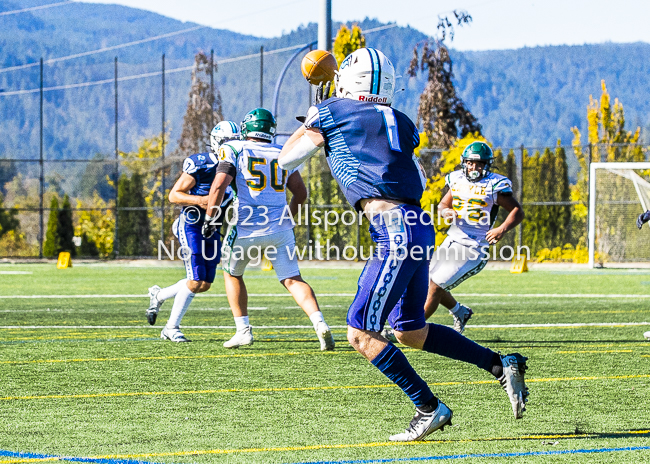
[588,162,650,268]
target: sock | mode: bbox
[166,284,195,329]
[422,323,495,374]
[490,353,504,378]
[157,279,188,302]
[419,396,440,413]
[234,316,249,331]
[308,311,325,329]
[448,302,461,315]
[371,344,435,408]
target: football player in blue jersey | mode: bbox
[145,121,239,342]
[279,48,529,440]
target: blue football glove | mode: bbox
[636,210,650,229]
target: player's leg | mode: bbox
[161,217,206,343]
[222,235,254,348]
[427,239,487,333]
[423,282,457,318]
[273,230,334,350]
[392,258,529,419]
[348,258,451,441]
[146,279,188,325]
[146,217,187,325]
[348,206,452,441]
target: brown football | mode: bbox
[301,50,338,85]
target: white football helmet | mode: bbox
[335,48,395,106]
[210,121,240,153]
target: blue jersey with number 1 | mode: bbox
[304,97,425,211]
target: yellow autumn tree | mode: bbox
[332,24,366,66]
[570,80,644,245]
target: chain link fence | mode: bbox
[1,143,647,261]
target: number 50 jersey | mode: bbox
[218,140,296,238]
[445,170,513,247]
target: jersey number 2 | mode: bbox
[374,105,401,152]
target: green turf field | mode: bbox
[1,263,649,464]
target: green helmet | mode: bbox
[240,108,277,142]
[461,141,493,182]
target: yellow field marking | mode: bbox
[469,325,645,330]
[557,350,634,354]
[2,345,648,366]
[0,459,60,463]
[2,374,649,402]
[0,350,361,365]
[15,429,645,460]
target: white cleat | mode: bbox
[223,326,254,348]
[316,322,335,351]
[380,327,398,343]
[161,326,191,342]
[450,304,473,334]
[499,353,529,419]
[146,285,163,325]
[389,401,453,442]
[644,331,650,340]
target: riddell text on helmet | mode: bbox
[358,95,388,103]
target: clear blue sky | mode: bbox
[79,0,650,51]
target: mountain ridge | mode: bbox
[1,1,648,162]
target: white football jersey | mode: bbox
[445,170,513,246]
[218,140,296,238]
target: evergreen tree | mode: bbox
[553,143,572,246]
[117,173,152,256]
[116,174,132,256]
[176,52,224,159]
[407,10,478,167]
[43,196,60,258]
[57,194,76,256]
[129,172,152,256]
[78,232,99,257]
[0,193,19,239]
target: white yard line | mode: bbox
[3,293,649,299]
[2,322,649,330]
[1,293,356,299]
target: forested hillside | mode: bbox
[1,0,649,162]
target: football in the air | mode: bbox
[301,50,338,85]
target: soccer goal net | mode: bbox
[589,162,650,267]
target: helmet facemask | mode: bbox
[462,159,491,182]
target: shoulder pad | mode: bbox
[448,170,463,185]
[182,157,197,174]
[218,143,240,161]
[489,173,513,193]
[304,106,320,129]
